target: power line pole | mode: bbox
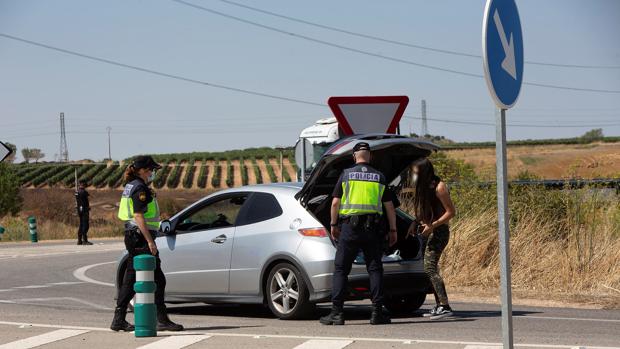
[59,112,69,162]
[106,126,112,160]
[421,99,428,136]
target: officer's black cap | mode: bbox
[132,155,162,170]
[353,142,371,153]
[79,179,89,185]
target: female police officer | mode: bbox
[110,155,183,332]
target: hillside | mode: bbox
[11,149,298,190]
[445,141,620,180]
[9,140,620,190]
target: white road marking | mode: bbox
[12,285,49,289]
[0,290,15,293]
[48,281,86,286]
[518,315,620,324]
[0,246,124,260]
[464,346,501,349]
[0,329,89,349]
[72,261,116,287]
[0,321,618,349]
[135,335,211,349]
[7,297,113,310]
[294,339,353,349]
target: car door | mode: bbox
[158,193,249,295]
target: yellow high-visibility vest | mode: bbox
[117,181,160,230]
[339,169,385,216]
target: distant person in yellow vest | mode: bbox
[110,155,183,332]
[320,142,398,326]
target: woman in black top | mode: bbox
[407,158,456,320]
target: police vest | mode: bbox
[117,182,160,230]
[339,169,385,216]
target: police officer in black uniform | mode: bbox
[320,142,398,326]
[75,179,92,245]
[110,156,183,332]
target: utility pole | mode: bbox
[106,126,112,160]
[421,99,428,137]
[59,112,69,162]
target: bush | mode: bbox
[166,162,182,189]
[20,165,54,186]
[0,163,23,217]
[211,159,222,188]
[153,164,171,189]
[225,159,234,187]
[32,165,71,187]
[182,158,197,189]
[197,160,208,188]
[62,164,95,187]
[252,158,263,184]
[93,163,118,187]
[107,164,127,188]
[265,158,277,183]
[240,158,249,186]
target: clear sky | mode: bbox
[1,0,619,162]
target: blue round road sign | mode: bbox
[482,0,524,109]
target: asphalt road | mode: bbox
[0,240,618,349]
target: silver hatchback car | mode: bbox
[116,134,439,319]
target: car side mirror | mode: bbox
[160,220,174,235]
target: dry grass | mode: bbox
[445,142,620,180]
[401,185,620,307]
[0,188,209,242]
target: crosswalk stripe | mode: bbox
[0,329,89,349]
[135,335,211,349]
[293,339,353,349]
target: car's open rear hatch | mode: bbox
[296,134,439,261]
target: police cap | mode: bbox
[132,155,162,170]
[352,142,371,153]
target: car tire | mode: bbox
[265,263,314,320]
[385,292,426,315]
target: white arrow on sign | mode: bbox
[493,9,517,80]
[0,141,12,163]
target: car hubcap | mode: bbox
[270,268,299,314]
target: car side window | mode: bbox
[238,192,283,226]
[176,194,248,233]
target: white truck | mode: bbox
[296,117,341,179]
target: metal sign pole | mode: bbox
[495,108,513,349]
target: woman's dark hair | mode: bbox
[412,158,440,223]
[123,165,139,183]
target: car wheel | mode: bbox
[265,263,313,320]
[385,292,427,314]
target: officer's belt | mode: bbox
[339,213,379,222]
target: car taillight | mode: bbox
[298,228,328,237]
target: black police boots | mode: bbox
[110,307,135,332]
[370,304,391,325]
[157,307,184,331]
[320,305,345,325]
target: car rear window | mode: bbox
[239,192,283,225]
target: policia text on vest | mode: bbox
[320,142,398,326]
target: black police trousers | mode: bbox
[77,212,89,242]
[331,219,385,308]
[116,230,167,309]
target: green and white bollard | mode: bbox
[133,254,157,337]
[28,216,38,243]
[0,226,5,240]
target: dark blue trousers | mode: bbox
[331,221,385,308]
